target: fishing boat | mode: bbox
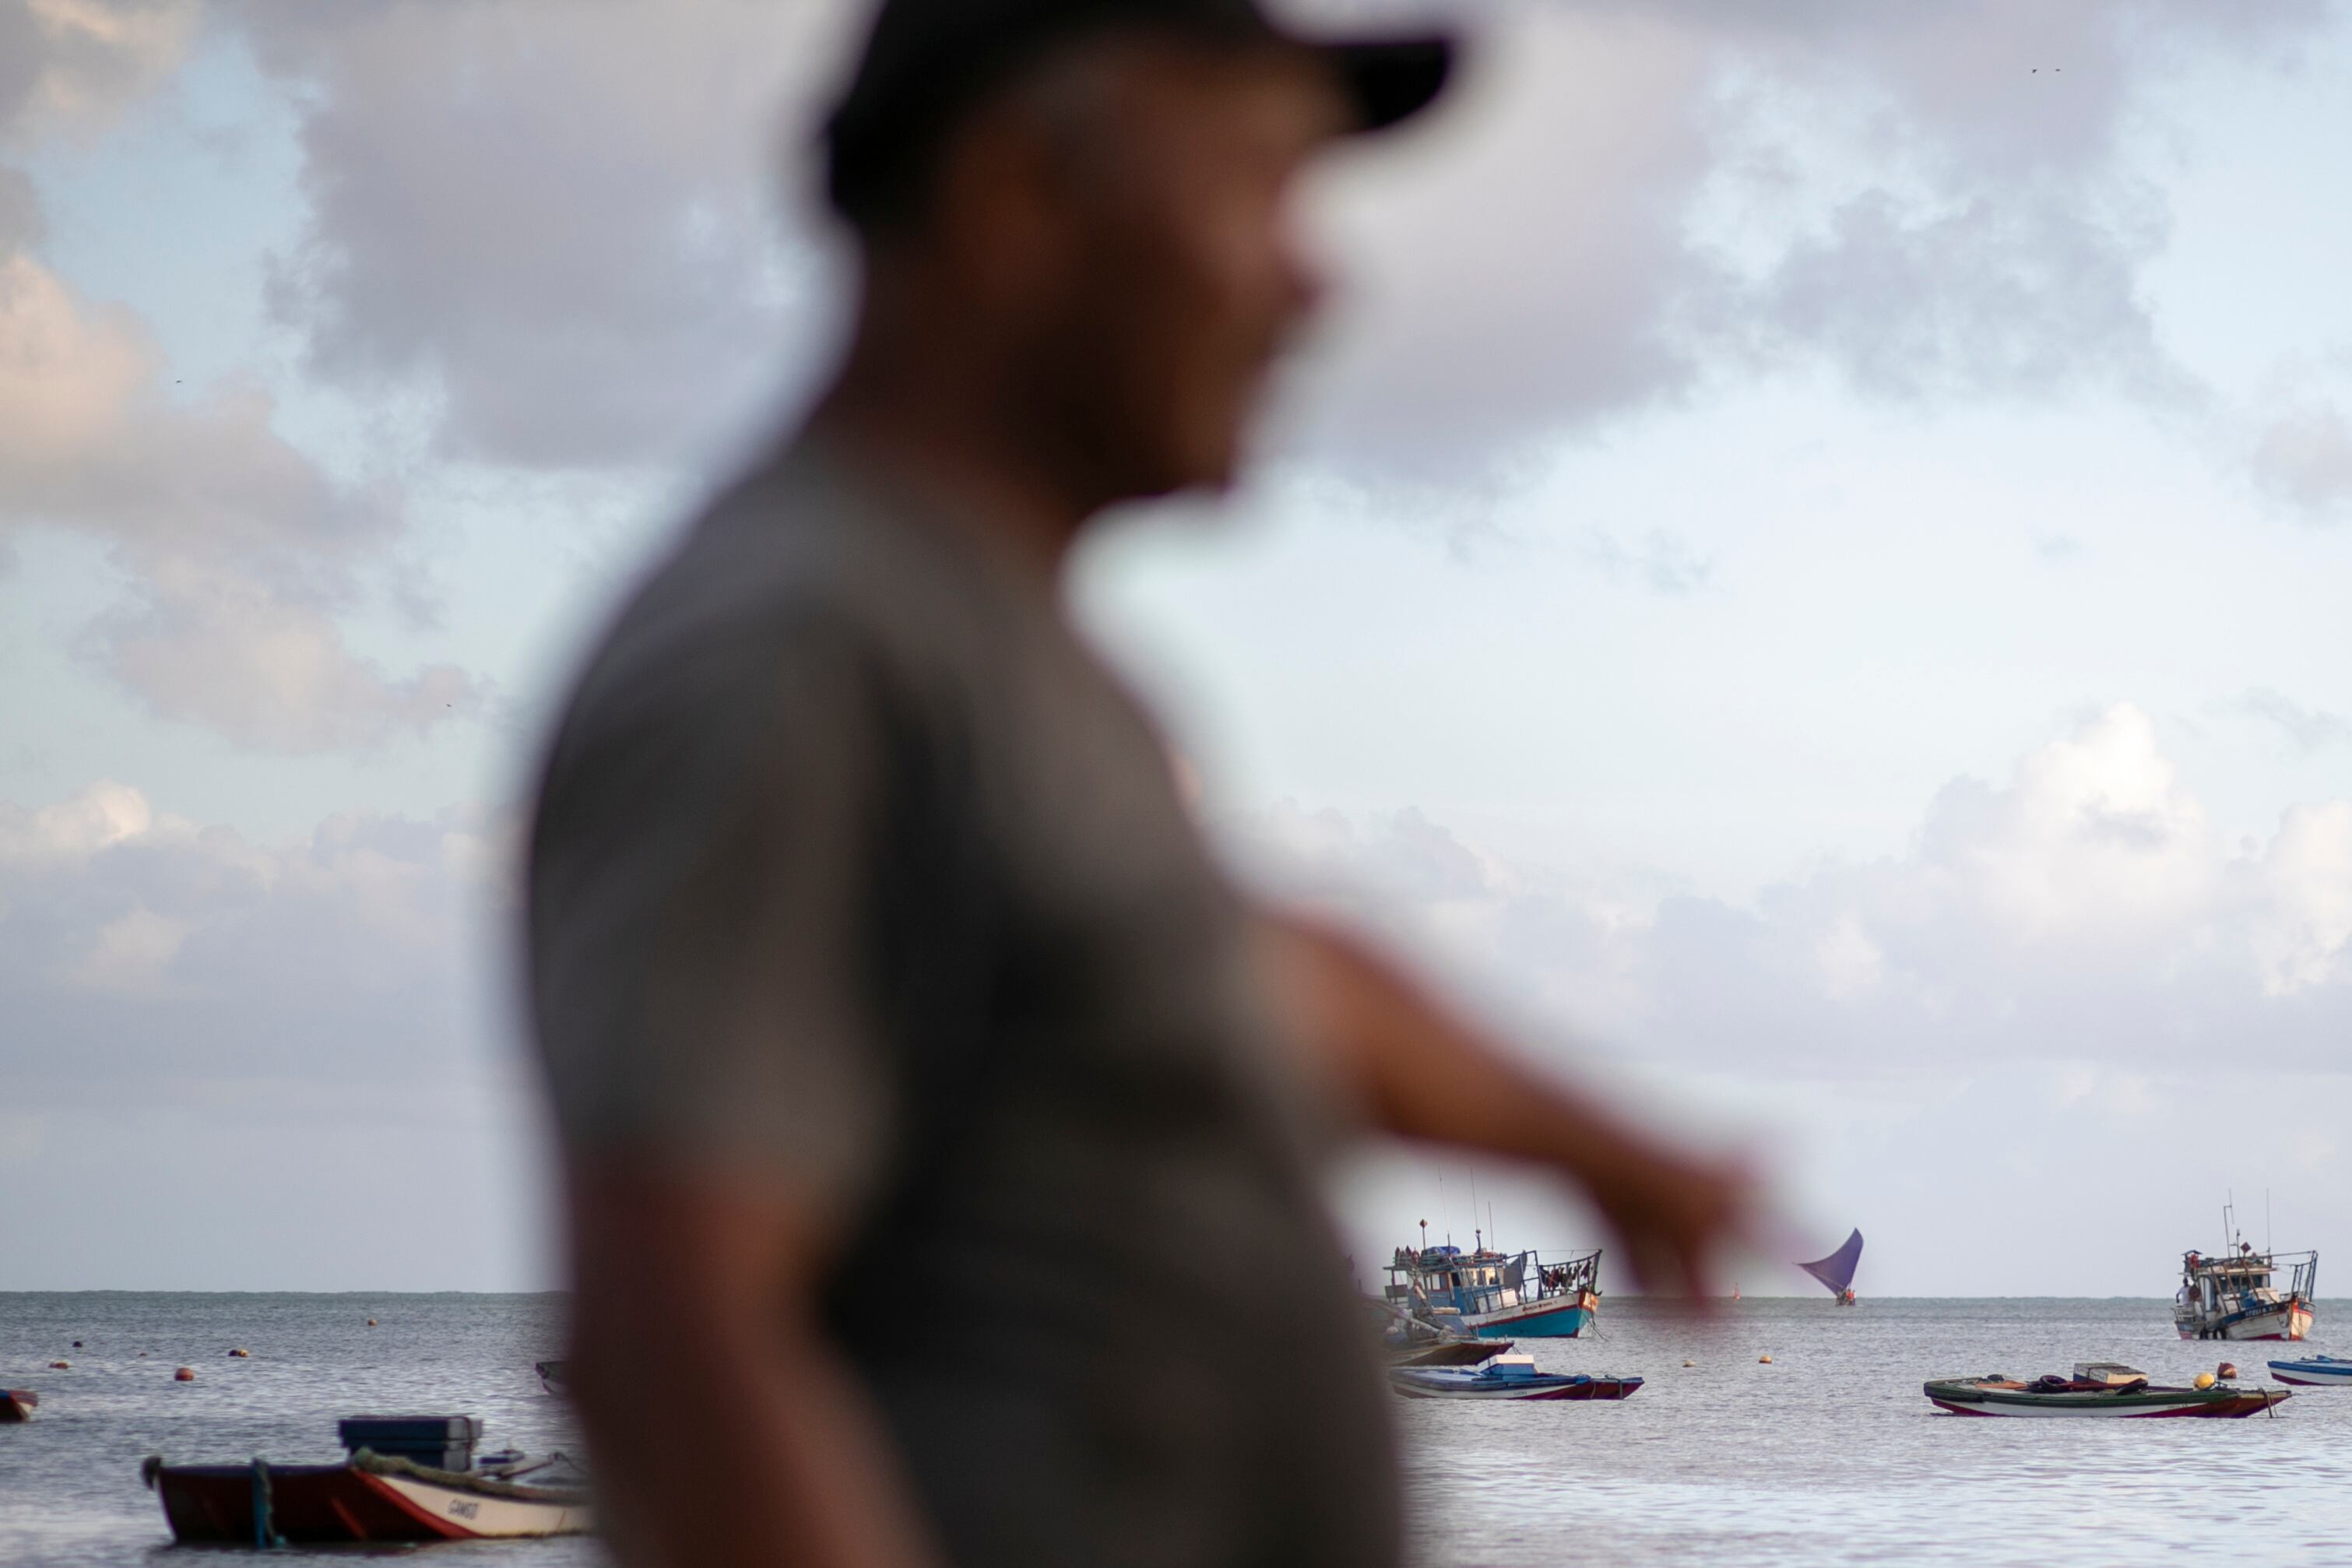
[1798,1229,1864,1306]
[145,1415,590,1544]
[2174,1241,2315,1341]
[1390,1355,1643,1402]
[1381,1232,1601,1338]
[1,1389,37,1422]
[2267,1355,2352,1387]
[1925,1363,2289,1419]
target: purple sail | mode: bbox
[1798,1229,1865,1296]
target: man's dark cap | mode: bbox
[823,0,1454,229]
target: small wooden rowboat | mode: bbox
[1925,1366,2288,1419]
[147,1450,590,1543]
[1390,1354,1644,1401]
[1,1389,37,1422]
[2269,1355,2352,1387]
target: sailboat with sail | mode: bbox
[1798,1229,1864,1306]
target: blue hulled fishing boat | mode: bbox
[1381,1236,1601,1339]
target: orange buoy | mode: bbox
[1682,1359,1696,1367]
[174,1367,196,1382]
[1758,1354,1774,1364]
[48,1361,68,1370]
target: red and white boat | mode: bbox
[2174,1242,2315,1342]
[146,1415,589,1544]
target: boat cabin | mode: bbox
[2179,1246,2315,1318]
[1383,1244,1600,1320]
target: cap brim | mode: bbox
[1320,36,1454,133]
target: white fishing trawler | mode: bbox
[2174,1203,2315,1342]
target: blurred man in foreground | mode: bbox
[526,1,1751,1563]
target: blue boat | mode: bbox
[2268,1355,2352,1387]
[1390,1355,1642,1401]
[1381,1240,1601,1339]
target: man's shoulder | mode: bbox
[568,444,984,738]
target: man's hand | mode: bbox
[1565,1130,1752,1299]
[1267,914,1756,1300]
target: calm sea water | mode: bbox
[8,1293,2352,1565]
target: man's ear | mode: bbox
[929,111,1084,315]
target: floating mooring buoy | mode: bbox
[174,1367,195,1382]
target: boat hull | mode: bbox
[1469,1296,1597,1338]
[2269,1359,2352,1387]
[1,1390,36,1422]
[154,1461,591,1542]
[1392,1370,1643,1402]
[2174,1302,2312,1341]
[1390,1339,1516,1368]
[1924,1380,2289,1419]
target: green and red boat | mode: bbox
[1925,1363,2289,1419]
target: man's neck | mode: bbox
[807,305,1100,584]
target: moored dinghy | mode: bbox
[1925,1362,2288,1419]
[2268,1355,2352,1387]
[1390,1353,1643,1401]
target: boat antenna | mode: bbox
[1468,1171,1479,1252]
[1489,1201,1498,1257]
[1439,1175,1449,1247]
[2267,1189,2273,1256]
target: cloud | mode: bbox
[0,779,504,1090]
[0,777,553,1289]
[1232,703,2352,1080]
[128,0,2311,491]
[2249,399,2352,519]
[1579,526,1714,595]
[1283,0,2322,480]
[2227,687,2352,757]
[0,0,199,145]
[231,0,860,471]
[0,245,485,747]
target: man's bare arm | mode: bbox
[1267,915,1752,1298]
[565,1165,937,1568]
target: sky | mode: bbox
[5,0,2352,1296]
